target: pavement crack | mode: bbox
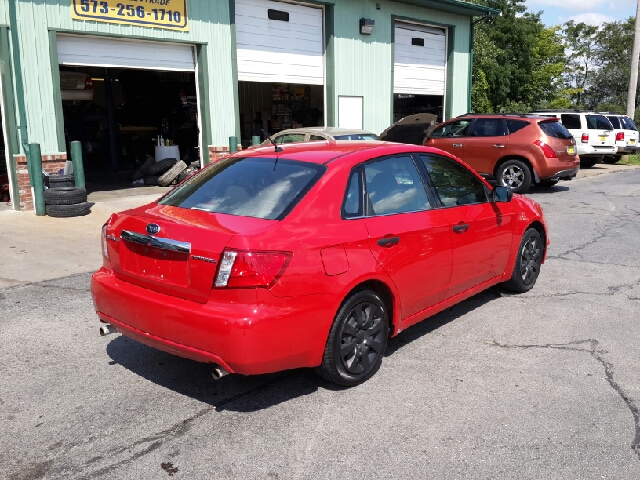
[492,339,640,461]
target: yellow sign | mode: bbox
[71,0,188,31]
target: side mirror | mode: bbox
[493,186,513,203]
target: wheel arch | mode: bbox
[341,279,399,336]
[527,220,548,259]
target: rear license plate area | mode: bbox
[121,241,189,286]
[567,146,575,154]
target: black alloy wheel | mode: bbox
[503,228,543,293]
[316,290,389,386]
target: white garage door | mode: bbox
[393,22,446,96]
[56,34,195,72]
[235,0,324,85]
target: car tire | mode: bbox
[45,202,92,218]
[316,290,389,387]
[537,179,558,188]
[44,187,87,205]
[502,228,543,293]
[602,155,621,164]
[144,176,160,186]
[580,157,599,168]
[48,174,75,188]
[147,158,177,176]
[496,159,532,194]
[132,156,156,180]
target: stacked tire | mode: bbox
[44,179,91,217]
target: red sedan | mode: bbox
[92,142,548,386]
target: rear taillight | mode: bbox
[85,76,93,90]
[214,250,292,288]
[616,131,625,141]
[581,133,589,143]
[534,140,557,159]
[101,224,109,260]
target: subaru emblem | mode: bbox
[146,224,160,235]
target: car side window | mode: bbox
[276,133,306,144]
[420,154,488,207]
[364,156,431,216]
[469,118,507,137]
[430,120,472,138]
[309,135,326,141]
[560,114,581,130]
[507,119,530,134]
[342,167,363,218]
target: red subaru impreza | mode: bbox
[92,142,548,386]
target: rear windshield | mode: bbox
[622,117,638,130]
[586,115,613,130]
[539,121,572,140]
[333,134,378,140]
[158,157,325,220]
[606,116,621,129]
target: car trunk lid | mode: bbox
[108,204,275,303]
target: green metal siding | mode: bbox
[329,0,471,135]
[10,0,238,153]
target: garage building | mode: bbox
[0,0,498,211]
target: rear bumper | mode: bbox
[544,167,579,181]
[91,268,337,375]
[576,145,617,157]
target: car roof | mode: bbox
[458,113,549,120]
[275,127,376,136]
[234,141,431,165]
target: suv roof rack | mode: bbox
[458,113,534,118]
[530,109,582,113]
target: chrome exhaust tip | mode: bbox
[211,365,229,380]
[99,324,118,336]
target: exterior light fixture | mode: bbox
[359,18,375,35]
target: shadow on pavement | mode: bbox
[106,287,503,412]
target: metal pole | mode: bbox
[252,135,261,146]
[70,140,85,188]
[627,0,640,118]
[28,143,45,216]
[229,136,238,153]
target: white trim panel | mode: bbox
[235,0,324,85]
[56,35,195,72]
[338,96,363,130]
[394,22,446,96]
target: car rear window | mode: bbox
[539,120,572,140]
[158,157,325,220]
[622,117,638,130]
[586,115,613,130]
[606,116,621,129]
[333,134,378,140]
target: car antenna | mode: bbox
[261,129,282,153]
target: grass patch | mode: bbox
[619,154,640,165]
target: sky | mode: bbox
[526,0,638,27]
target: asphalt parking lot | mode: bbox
[1,169,639,479]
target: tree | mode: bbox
[563,21,598,107]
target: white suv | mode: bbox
[530,110,617,168]
[600,113,639,164]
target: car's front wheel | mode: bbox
[316,290,389,387]
[496,159,532,193]
[503,228,543,293]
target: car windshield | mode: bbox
[158,157,325,220]
[333,134,378,140]
[586,115,613,130]
[622,117,638,130]
[539,120,572,140]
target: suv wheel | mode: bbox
[580,157,599,168]
[496,159,532,194]
[602,155,621,164]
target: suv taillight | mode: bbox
[214,250,291,288]
[534,140,557,159]
[616,131,625,141]
[84,76,93,90]
[581,133,589,143]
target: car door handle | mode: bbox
[377,236,400,247]
[493,144,505,148]
[452,224,469,234]
[452,143,463,147]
